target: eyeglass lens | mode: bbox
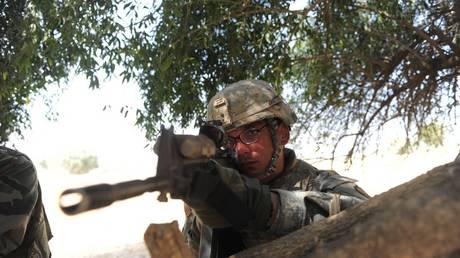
[226,125,266,149]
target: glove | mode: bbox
[183,160,273,230]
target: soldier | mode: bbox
[0,146,52,258]
[181,80,370,258]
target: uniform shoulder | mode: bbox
[270,156,319,190]
[0,146,37,192]
[294,159,321,176]
[0,146,34,167]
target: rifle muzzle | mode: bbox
[59,178,169,215]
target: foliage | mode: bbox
[0,0,123,142]
[39,159,48,170]
[288,0,460,160]
[126,1,296,138]
[2,0,459,160]
[134,0,459,160]
[397,122,445,154]
[62,153,98,174]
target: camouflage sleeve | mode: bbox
[0,147,39,255]
[269,171,369,235]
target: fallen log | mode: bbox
[233,161,460,258]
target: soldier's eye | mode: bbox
[245,128,260,137]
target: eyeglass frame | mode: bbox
[225,123,268,149]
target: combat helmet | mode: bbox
[207,79,297,176]
[207,79,297,131]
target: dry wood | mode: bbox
[144,220,194,258]
[233,161,460,258]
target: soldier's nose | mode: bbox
[236,142,251,157]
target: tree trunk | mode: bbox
[232,161,460,258]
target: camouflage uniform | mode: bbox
[183,79,369,256]
[182,148,369,254]
[0,147,52,258]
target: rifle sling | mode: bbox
[199,224,213,258]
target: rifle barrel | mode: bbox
[59,177,169,215]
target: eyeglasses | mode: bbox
[225,124,268,149]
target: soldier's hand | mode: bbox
[183,160,273,230]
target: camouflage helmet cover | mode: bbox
[207,80,297,131]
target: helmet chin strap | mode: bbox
[263,118,282,178]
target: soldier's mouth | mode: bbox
[240,160,258,167]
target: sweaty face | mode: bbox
[226,121,276,180]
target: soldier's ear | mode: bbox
[277,122,290,145]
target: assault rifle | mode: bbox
[59,122,232,215]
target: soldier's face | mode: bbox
[227,120,284,181]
